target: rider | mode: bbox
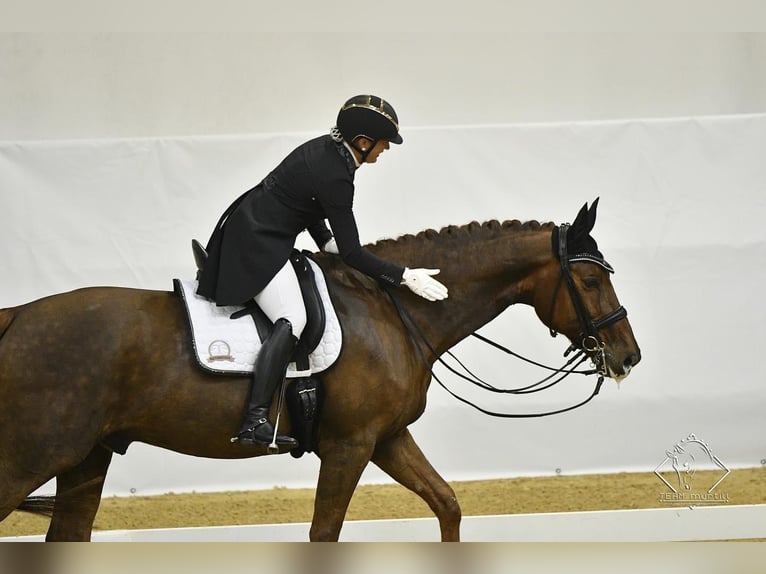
[197,94,449,448]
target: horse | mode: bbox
[0,199,640,541]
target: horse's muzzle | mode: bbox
[606,347,641,382]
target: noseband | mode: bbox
[551,223,628,376]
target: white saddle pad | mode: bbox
[176,259,342,377]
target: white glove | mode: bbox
[401,268,448,301]
[323,238,340,255]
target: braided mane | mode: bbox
[371,219,556,249]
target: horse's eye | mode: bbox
[583,277,600,289]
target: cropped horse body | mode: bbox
[0,201,640,541]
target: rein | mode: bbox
[385,291,605,419]
[385,223,629,419]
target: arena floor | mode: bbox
[2,468,764,538]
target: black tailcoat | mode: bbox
[197,135,405,305]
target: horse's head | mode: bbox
[534,198,641,381]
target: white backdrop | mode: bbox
[2,31,766,140]
[1,114,765,496]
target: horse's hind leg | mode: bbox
[46,444,113,541]
[372,429,461,541]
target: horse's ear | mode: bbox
[566,199,604,257]
[571,198,599,239]
[569,201,590,241]
[572,202,589,231]
[586,197,600,233]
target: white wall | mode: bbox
[2,32,766,140]
[1,22,766,497]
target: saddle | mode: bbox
[184,240,333,457]
[194,241,326,373]
[180,241,342,377]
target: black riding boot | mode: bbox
[234,318,299,448]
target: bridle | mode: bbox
[549,222,628,379]
[385,223,629,418]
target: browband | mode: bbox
[567,253,614,273]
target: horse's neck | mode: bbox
[375,227,555,356]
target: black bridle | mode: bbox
[551,223,628,379]
[386,223,629,418]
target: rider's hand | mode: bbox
[323,238,340,255]
[401,268,448,301]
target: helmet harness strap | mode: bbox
[352,136,376,163]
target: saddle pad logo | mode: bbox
[208,339,234,363]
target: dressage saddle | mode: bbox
[191,239,326,373]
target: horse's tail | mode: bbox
[17,496,56,517]
[0,307,15,340]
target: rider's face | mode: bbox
[362,139,390,164]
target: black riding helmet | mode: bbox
[336,95,403,156]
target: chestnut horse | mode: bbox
[0,200,640,541]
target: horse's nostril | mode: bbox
[624,353,639,368]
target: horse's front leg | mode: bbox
[372,428,461,541]
[310,438,374,541]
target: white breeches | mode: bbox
[253,259,307,339]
